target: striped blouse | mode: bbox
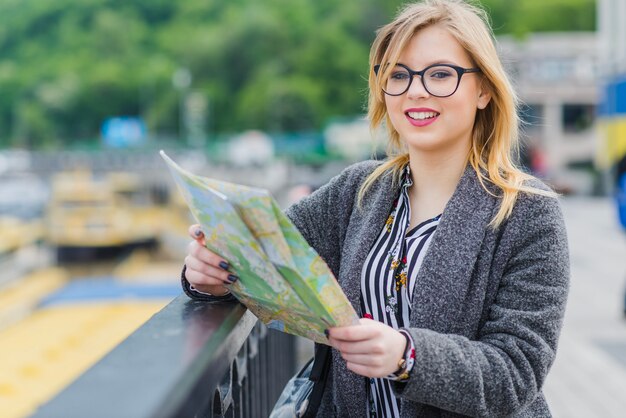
[360,165,441,417]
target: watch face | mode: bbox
[394,358,407,377]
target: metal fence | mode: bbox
[31,295,297,418]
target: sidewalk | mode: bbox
[543,197,626,418]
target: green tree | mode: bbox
[0,0,596,148]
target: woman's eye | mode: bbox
[391,72,410,80]
[430,71,453,79]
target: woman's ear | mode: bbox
[477,82,492,110]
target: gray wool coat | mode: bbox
[283,160,570,418]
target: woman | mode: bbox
[182,0,569,416]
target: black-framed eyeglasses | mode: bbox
[373,63,481,97]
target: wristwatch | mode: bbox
[393,331,413,381]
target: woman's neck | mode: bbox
[407,146,468,198]
[405,146,469,225]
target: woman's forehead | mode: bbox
[396,25,472,67]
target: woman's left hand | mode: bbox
[328,318,407,378]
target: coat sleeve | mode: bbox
[180,265,238,302]
[394,193,570,417]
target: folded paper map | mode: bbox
[160,151,359,343]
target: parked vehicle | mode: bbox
[45,170,161,261]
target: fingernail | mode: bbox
[324,329,329,338]
[363,313,373,319]
[194,229,203,237]
[228,274,239,283]
[219,261,230,270]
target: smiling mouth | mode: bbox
[406,111,440,121]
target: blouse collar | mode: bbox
[402,163,413,189]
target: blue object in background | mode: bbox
[101,116,147,148]
[599,76,626,117]
[39,278,180,307]
[615,172,626,230]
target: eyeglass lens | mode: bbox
[385,65,459,97]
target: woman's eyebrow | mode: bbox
[395,59,463,68]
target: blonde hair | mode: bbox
[358,0,555,227]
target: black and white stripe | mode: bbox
[360,166,440,417]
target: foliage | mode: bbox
[481,0,596,36]
[0,0,596,148]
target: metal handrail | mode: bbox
[31,295,297,418]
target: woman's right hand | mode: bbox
[184,224,238,296]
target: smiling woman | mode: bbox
[377,24,491,174]
[180,1,570,417]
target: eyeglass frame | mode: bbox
[373,63,482,98]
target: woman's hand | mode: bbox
[184,224,238,296]
[328,318,407,378]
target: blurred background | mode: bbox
[0,0,625,417]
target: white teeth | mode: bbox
[407,111,439,120]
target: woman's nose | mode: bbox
[406,76,430,99]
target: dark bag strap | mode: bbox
[302,344,331,418]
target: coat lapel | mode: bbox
[409,166,498,332]
[339,169,398,316]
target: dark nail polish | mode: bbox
[324,329,329,338]
[194,229,203,237]
[228,274,239,283]
[219,261,230,270]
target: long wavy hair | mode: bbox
[358,0,555,227]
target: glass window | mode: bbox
[562,104,595,133]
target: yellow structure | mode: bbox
[597,118,626,170]
[0,217,48,286]
[45,170,163,250]
[157,190,195,259]
[113,249,183,284]
[0,300,169,418]
[0,268,67,330]
[0,217,42,253]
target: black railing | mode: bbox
[31,295,297,418]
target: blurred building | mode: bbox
[226,130,274,167]
[497,32,599,193]
[598,0,626,76]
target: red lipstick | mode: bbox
[404,107,440,127]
